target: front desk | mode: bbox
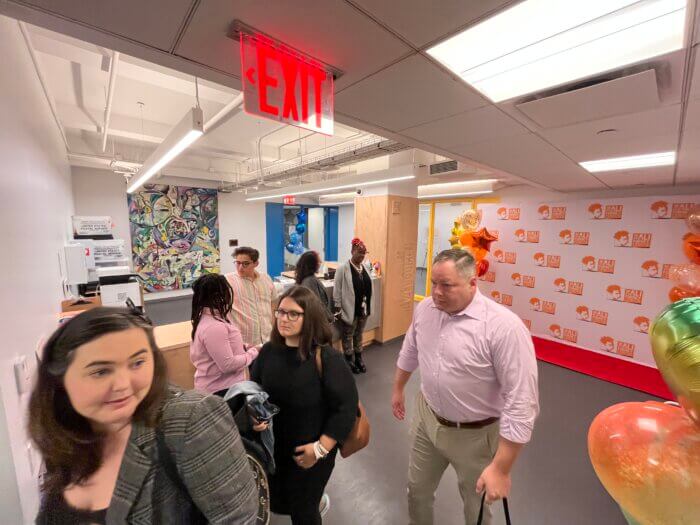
[153,276,382,390]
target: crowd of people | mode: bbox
[29,239,539,525]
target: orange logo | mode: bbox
[606,285,644,305]
[633,316,650,334]
[530,297,556,314]
[641,260,680,279]
[581,255,615,274]
[575,305,609,325]
[537,205,567,220]
[649,201,694,219]
[559,229,590,245]
[613,230,652,248]
[534,252,561,268]
[497,207,521,221]
[478,271,496,283]
[549,324,578,343]
[490,290,513,306]
[601,336,636,358]
[515,229,540,243]
[554,278,584,295]
[511,272,536,288]
[494,249,517,264]
[522,318,532,331]
[588,203,624,220]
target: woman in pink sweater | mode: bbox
[190,273,259,395]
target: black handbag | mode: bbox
[477,493,511,525]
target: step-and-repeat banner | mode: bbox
[477,196,698,368]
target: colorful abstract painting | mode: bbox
[128,185,219,291]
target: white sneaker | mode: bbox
[319,493,330,517]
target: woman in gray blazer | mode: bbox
[333,238,372,374]
[29,307,258,525]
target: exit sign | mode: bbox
[240,31,334,135]
[283,195,296,205]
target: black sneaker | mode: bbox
[345,354,360,374]
[354,352,367,373]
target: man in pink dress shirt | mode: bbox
[392,249,539,525]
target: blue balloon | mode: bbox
[294,244,305,255]
[295,223,306,234]
[297,211,307,223]
[290,232,299,244]
[285,242,295,253]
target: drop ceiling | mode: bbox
[3,0,700,191]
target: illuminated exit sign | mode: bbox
[240,31,335,135]
[283,195,295,205]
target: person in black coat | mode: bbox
[251,285,358,524]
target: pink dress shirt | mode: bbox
[225,271,277,346]
[190,311,259,394]
[397,290,539,444]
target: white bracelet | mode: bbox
[313,441,329,460]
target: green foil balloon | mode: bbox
[650,297,700,425]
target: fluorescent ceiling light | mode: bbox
[579,151,676,172]
[427,0,687,102]
[245,175,415,201]
[418,190,493,199]
[418,179,497,190]
[127,107,204,193]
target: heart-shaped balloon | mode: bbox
[588,401,700,525]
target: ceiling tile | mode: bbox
[21,0,196,50]
[175,0,411,91]
[401,106,527,149]
[676,99,700,184]
[539,105,682,160]
[452,133,607,191]
[350,0,513,48]
[335,54,486,131]
[593,166,675,188]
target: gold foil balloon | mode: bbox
[650,298,700,425]
[588,401,700,525]
[449,221,464,249]
[685,204,700,235]
[458,209,481,232]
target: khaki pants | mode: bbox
[408,392,499,525]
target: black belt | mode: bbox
[432,410,499,429]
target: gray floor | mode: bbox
[271,338,656,525]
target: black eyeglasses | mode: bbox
[274,309,304,321]
[235,260,253,268]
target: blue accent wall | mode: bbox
[325,207,339,262]
[265,202,284,277]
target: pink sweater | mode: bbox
[190,312,259,394]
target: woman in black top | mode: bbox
[295,250,333,321]
[251,286,358,524]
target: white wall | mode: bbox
[0,15,75,523]
[71,167,131,246]
[307,207,325,254]
[337,204,355,262]
[217,192,268,274]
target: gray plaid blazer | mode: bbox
[105,389,258,524]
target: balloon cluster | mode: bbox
[448,209,496,277]
[588,298,700,524]
[668,205,700,302]
[285,209,308,255]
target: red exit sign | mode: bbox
[240,31,334,135]
[283,195,296,205]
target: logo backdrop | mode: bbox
[479,196,698,367]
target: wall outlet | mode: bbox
[229,239,238,247]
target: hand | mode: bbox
[293,443,317,470]
[391,389,406,420]
[476,462,511,503]
[252,419,269,432]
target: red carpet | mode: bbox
[533,336,673,400]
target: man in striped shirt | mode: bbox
[225,247,278,346]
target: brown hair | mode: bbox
[233,246,260,262]
[28,307,168,495]
[271,286,332,361]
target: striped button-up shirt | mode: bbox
[397,290,539,444]
[225,271,277,346]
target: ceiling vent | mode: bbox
[515,68,661,128]
[429,160,476,176]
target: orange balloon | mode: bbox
[669,286,697,302]
[588,401,700,525]
[683,233,700,264]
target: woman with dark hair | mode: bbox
[29,307,258,524]
[251,286,358,524]
[333,237,373,374]
[190,273,259,396]
[295,251,333,320]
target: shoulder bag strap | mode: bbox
[314,347,323,378]
[477,493,511,525]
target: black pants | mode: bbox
[340,316,368,356]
